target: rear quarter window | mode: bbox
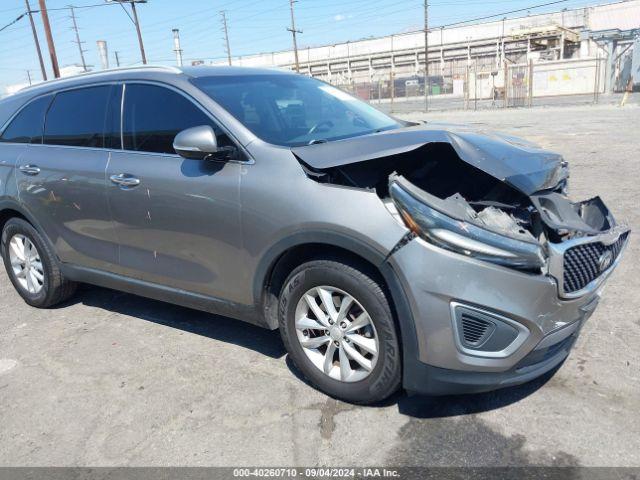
[0,95,52,144]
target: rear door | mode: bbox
[106,83,245,302]
[16,85,119,271]
[0,95,52,204]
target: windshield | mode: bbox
[191,74,401,147]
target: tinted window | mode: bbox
[0,95,52,144]
[44,86,111,148]
[123,84,235,155]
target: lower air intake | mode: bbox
[451,303,526,357]
[460,313,495,347]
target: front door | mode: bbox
[106,83,245,302]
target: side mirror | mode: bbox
[173,125,229,160]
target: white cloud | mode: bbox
[334,14,346,21]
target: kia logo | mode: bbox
[598,250,613,272]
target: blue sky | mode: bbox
[0,0,617,90]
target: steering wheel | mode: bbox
[307,120,334,135]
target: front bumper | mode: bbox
[388,235,621,396]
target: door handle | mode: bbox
[110,173,141,188]
[19,165,41,176]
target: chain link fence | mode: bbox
[326,57,608,114]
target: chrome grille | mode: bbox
[563,232,628,293]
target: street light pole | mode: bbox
[109,0,147,65]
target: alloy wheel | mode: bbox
[8,234,44,295]
[294,286,379,382]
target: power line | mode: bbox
[434,0,572,29]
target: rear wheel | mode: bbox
[279,258,401,404]
[1,218,77,308]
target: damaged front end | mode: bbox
[293,126,630,298]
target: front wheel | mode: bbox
[279,258,401,404]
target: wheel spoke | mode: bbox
[296,316,325,331]
[25,269,35,293]
[339,347,352,381]
[335,295,354,324]
[304,294,330,327]
[323,342,336,374]
[317,287,338,321]
[9,239,25,261]
[346,333,378,355]
[346,312,370,332]
[31,268,44,283]
[342,341,373,371]
[300,336,330,349]
[15,268,27,279]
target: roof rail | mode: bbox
[17,65,183,94]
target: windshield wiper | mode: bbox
[308,139,328,145]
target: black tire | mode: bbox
[1,217,77,308]
[279,258,401,404]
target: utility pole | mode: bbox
[109,0,147,65]
[131,1,147,64]
[172,28,183,67]
[287,0,302,72]
[69,6,88,72]
[220,10,232,66]
[114,51,121,67]
[38,0,60,78]
[27,70,33,86]
[25,0,47,81]
[423,0,429,112]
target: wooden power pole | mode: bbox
[25,0,47,80]
[38,0,60,78]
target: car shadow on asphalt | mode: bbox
[66,284,559,418]
[67,285,287,359]
[285,354,561,419]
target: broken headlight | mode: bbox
[390,183,546,272]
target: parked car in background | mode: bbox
[0,66,629,403]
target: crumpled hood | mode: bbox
[291,123,567,195]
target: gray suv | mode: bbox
[0,66,629,404]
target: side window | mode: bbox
[122,84,236,155]
[0,95,52,144]
[43,85,111,148]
